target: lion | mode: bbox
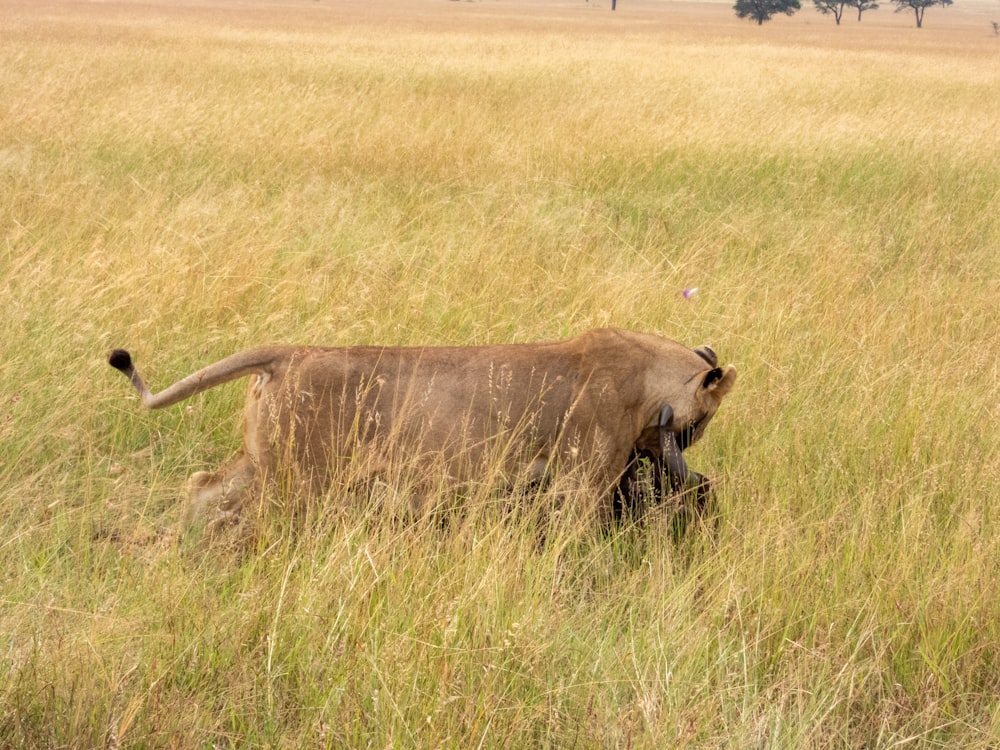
[108,328,736,531]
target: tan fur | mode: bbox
[110,328,736,530]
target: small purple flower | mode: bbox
[682,287,698,299]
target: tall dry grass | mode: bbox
[1,0,999,746]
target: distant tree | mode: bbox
[846,0,879,20]
[890,0,952,27]
[735,0,801,24]
[813,0,848,23]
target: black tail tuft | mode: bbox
[108,349,133,373]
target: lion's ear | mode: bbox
[693,345,717,367]
[702,365,736,399]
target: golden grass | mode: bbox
[1,0,999,746]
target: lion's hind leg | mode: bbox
[186,454,257,533]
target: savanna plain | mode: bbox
[2,0,999,746]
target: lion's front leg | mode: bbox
[186,453,257,531]
[557,438,633,527]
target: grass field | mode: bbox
[2,0,999,746]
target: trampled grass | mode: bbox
[2,0,999,746]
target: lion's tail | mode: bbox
[108,347,287,410]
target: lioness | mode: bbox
[108,328,735,529]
